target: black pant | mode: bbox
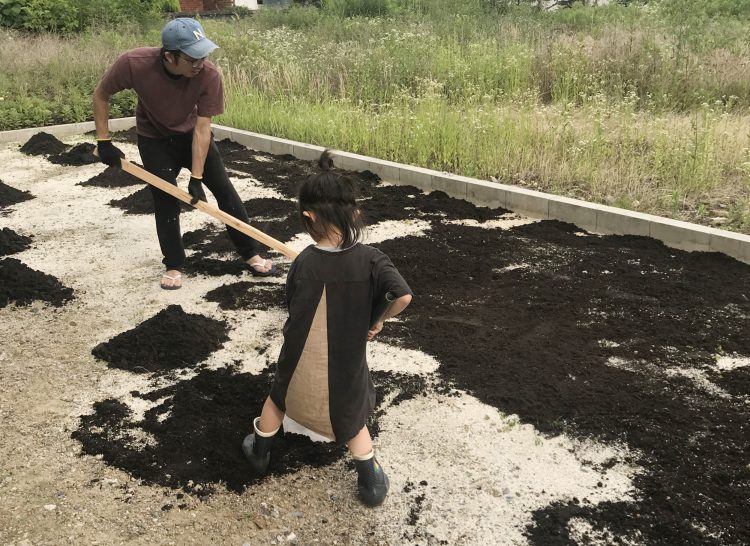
[137,133,261,270]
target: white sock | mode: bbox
[351,449,374,461]
[253,416,279,438]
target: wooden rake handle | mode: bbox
[98,153,299,259]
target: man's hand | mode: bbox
[96,139,125,168]
[188,175,207,205]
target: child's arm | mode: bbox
[368,294,412,341]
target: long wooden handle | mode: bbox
[111,156,299,259]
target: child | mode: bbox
[242,151,413,507]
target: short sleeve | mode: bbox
[98,52,134,97]
[196,68,224,118]
[371,251,412,299]
[285,255,300,307]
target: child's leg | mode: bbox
[347,426,389,507]
[242,396,283,474]
[258,396,284,434]
[346,425,373,457]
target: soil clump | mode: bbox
[78,165,144,188]
[108,186,190,215]
[0,180,34,209]
[0,227,32,256]
[47,142,97,166]
[0,257,73,307]
[204,281,285,311]
[19,132,67,156]
[91,305,230,373]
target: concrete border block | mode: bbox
[0,117,136,144]
[649,218,711,252]
[331,151,369,173]
[594,205,652,237]
[708,230,750,263]
[506,187,550,219]
[398,165,434,192]
[465,180,508,210]
[548,196,598,232]
[366,158,401,183]
[269,138,295,157]
[212,125,268,152]
[430,172,469,200]
[292,142,325,162]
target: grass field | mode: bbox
[1,1,749,232]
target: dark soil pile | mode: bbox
[0,227,32,256]
[108,187,190,215]
[204,281,285,311]
[375,220,750,546]
[0,257,73,307]
[73,366,426,495]
[0,180,34,209]
[91,305,230,373]
[19,132,67,156]
[48,143,97,166]
[84,127,138,145]
[78,165,144,188]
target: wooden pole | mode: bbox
[112,157,299,259]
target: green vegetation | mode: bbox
[1,0,749,231]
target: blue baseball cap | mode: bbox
[162,18,218,59]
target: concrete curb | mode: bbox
[0,117,136,145]
[2,119,748,264]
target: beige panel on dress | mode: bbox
[284,286,335,440]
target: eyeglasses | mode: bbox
[178,53,206,67]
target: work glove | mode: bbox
[95,138,125,168]
[188,175,207,205]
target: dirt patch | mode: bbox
[73,366,426,496]
[108,186,191,215]
[47,142,97,166]
[374,220,750,545]
[19,131,67,156]
[204,281,285,311]
[0,257,73,307]
[0,180,34,209]
[78,165,144,188]
[0,227,32,256]
[91,305,230,373]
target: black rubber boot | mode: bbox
[242,417,277,475]
[354,456,389,507]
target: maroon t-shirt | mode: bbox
[98,47,224,138]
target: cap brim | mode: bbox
[181,38,218,59]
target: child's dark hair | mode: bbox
[298,150,364,248]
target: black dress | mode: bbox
[269,243,412,443]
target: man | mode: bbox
[93,17,276,290]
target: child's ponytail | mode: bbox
[298,151,364,248]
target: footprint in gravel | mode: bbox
[72,366,426,495]
[91,305,230,374]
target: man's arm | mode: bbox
[93,83,112,140]
[191,116,212,178]
[92,82,125,167]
